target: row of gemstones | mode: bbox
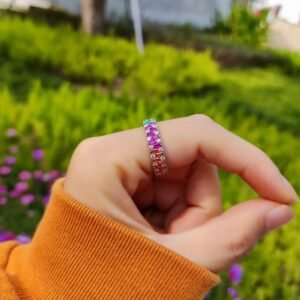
[143,118,168,177]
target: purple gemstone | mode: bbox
[154,143,162,149]
[148,134,157,140]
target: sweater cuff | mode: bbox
[7,178,220,299]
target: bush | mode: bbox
[107,15,300,77]
[122,45,219,96]
[0,16,220,97]
[217,68,300,136]
[215,5,269,47]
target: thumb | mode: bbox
[163,200,294,273]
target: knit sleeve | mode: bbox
[0,178,220,300]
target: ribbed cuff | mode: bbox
[6,178,220,299]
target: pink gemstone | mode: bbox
[154,143,161,149]
[149,133,157,139]
[149,140,156,146]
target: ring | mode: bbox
[143,118,168,177]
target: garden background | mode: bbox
[0,3,300,299]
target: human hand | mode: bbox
[64,115,297,273]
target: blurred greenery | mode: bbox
[108,16,300,76]
[0,15,300,300]
[214,4,269,47]
[0,16,219,98]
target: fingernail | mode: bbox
[281,175,299,203]
[266,205,294,231]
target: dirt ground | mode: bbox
[268,19,300,52]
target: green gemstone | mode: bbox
[143,118,155,126]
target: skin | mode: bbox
[64,114,297,273]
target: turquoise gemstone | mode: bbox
[143,118,155,126]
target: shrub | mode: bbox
[218,68,300,136]
[0,16,220,96]
[215,5,269,47]
[123,45,219,97]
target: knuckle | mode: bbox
[74,137,108,159]
[189,114,214,126]
[75,137,96,155]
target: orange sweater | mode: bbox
[0,179,220,299]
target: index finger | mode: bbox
[132,114,298,204]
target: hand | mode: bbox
[64,115,297,273]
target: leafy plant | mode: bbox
[122,45,219,97]
[0,16,220,97]
[215,5,269,47]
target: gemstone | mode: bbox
[149,133,157,139]
[143,118,153,125]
